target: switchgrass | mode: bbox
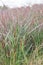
[0,15,43,65]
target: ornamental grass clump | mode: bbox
[0,10,43,65]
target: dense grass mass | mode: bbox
[0,21,43,65]
[0,8,43,65]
